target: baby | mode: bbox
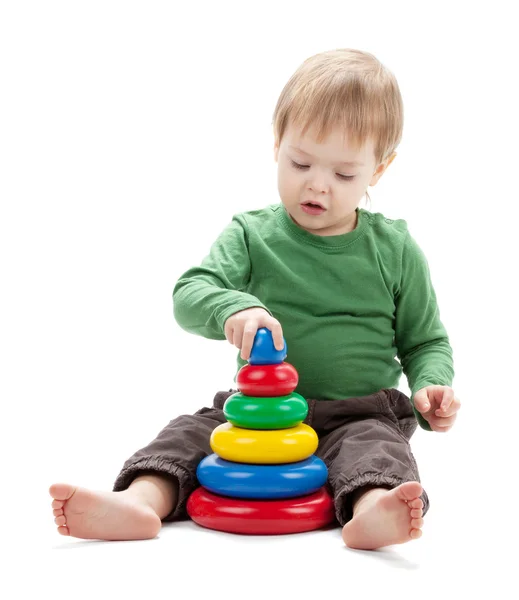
[49,48,461,550]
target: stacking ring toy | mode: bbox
[196,454,328,499]
[237,362,298,397]
[249,327,287,365]
[223,391,308,429]
[210,422,318,463]
[187,486,336,535]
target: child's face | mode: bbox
[274,122,395,236]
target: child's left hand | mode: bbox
[413,385,461,432]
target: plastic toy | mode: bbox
[186,327,336,534]
[248,327,287,365]
[223,390,308,429]
[210,421,318,463]
[187,487,335,535]
[236,362,298,397]
[196,454,328,499]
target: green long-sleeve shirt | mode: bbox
[173,203,454,431]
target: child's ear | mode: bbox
[386,151,397,168]
[370,151,397,186]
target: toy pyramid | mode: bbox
[187,328,336,534]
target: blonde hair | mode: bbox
[272,48,404,167]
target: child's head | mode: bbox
[272,48,403,236]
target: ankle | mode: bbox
[352,486,389,516]
[126,474,178,520]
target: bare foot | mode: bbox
[49,483,162,541]
[342,481,425,550]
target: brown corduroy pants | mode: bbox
[113,387,429,527]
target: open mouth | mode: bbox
[301,202,326,215]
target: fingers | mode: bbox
[224,320,234,345]
[413,389,431,414]
[241,323,257,361]
[432,391,460,418]
[241,319,284,360]
[439,387,455,412]
[415,386,460,415]
[223,308,285,361]
[432,414,457,427]
[413,386,461,433]
[434,404,457,418]
[430,423,454,433]
[267,318,285,351]
[428,413,457,432]
[233,326,243,350]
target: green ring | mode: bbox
[223,392,308,429]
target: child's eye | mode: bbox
[290,160,355,181]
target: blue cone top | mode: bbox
[249,327,287,365]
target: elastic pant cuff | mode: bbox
[112,456,195,521]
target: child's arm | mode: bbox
[173,214,271,340]
[394,231,455,431]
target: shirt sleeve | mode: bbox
[172,215,272,340]
[394,231,455,431]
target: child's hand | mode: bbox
[224,307,284,361]
[413,385,461,432]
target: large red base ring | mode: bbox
[186,485,336,535]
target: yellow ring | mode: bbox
[210,422,318,464]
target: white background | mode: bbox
[1,1,518,597]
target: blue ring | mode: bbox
[197,453,328,499]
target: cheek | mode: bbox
[337,179,363,198]
[278,170,299,198]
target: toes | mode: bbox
[52,499,64,510]
[397,481,423,503]
[57,526,70,536]
[55,515,67,527]
[53,508,64,518]
[408,498,424,510]
[49,483,77,502]
[411,518,424,529]
[410,508,423,518]
[410,528,422,540]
